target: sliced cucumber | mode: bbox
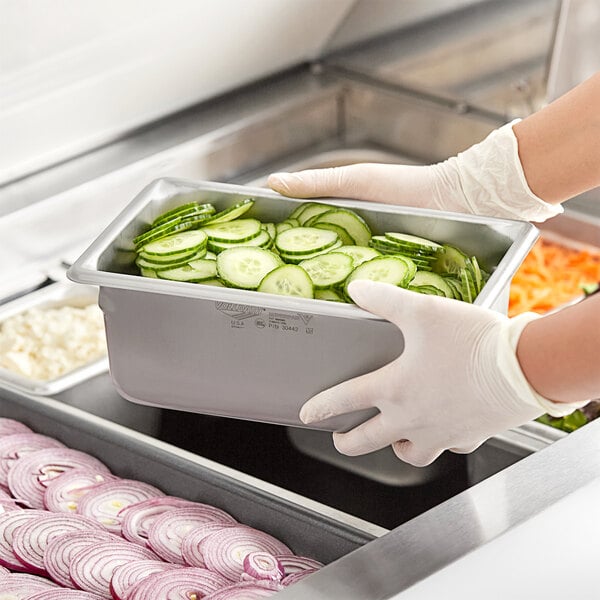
[335,245,381,267]
[157,263,217,282]
[257,265,314,298]
[315,288,345,302]
[279,240,343,264]
[136,249,206,271]
[178,212,215,228]
[442,276,464,300]
[208,229,272,254]
[275,227,339,256]
[468,256,483,294]
[295,203,333,226]
[202,219,262,243]
[201,279,226,287]
[372,253,434,270]
[151,202,200,226]
[288,203,309,220]
[344,256,413,295]
[384,232,442,252]
[375,246,437,265]
[369,240,434,268]
[133,217,193,248]
[217,247,282,290]
[262,222,277,241]
[312,222,354,246]
[394,255,417,283]
[139,267,158,278]
[133,198,487,306]
[409,271,454,298]
[136,257,178,272]
[432,245,469,275]
[275,221,294,236]
[138,246,205,264]
[183,259,218,281]
[299,252,354,290]
[141,230,208,256]
[200,198,255,225]
[310,209,371,246]
[460,267,477,303]
[409,285,446,297]
[370,236,437,258]
[152,203,215,228]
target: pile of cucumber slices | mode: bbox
[132,198,489,303]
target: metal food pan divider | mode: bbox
[0,389,383,567]
[68,177,537,433]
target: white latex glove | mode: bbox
[299,280,585,467]
[268,121,562,223]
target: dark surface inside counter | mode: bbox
[45,372,469,530]
[52,372,163,436]
[158,410,469,530]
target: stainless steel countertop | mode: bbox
[277,417,600,598]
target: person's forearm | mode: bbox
[513,72,600,205]
[517,293,600,403]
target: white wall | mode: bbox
[0,0,354,184]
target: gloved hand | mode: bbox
[268,122,562,223]
[299,280,585,467]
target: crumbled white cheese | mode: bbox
[0,304,106,381]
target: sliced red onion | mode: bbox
[0,509,48,571]
[0,419,32,437]
[69,540,160,597]
[202,582,282,599]
[275,553,323,574]
[27,591,104,600]
[0,432,66,486]
[44,529,119,588]
[119,496,198,546]
[181,522,236,567]
[147,505,237,564]
[242,552,284,582]
[0,487,12,499]
[199,526,291,582]
[0,564,8,575]
[109,560,183,600]
[7,448,111,509]
[11,512,106,575]
[76,479,165,534]
[126,567,230,600]
[281,568,320,586]
[43,468,119,513]
[0,572,59,596]
[0,499,24,513]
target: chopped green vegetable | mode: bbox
[582,282,599,296]
[536,410,588,433]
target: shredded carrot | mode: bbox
[508,238,600,316]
